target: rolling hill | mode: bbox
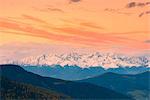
[0,64,132,99]
[78,72,150,100]
[22,65,150,80]
[0,76,69,100]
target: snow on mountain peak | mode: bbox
[8,52,150,68]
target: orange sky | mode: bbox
[0,0,150,55]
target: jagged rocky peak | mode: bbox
[5,52,150,68]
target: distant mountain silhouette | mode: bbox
[79,71,150,100]
[22,65,149,80]
[22,65,106,80]
[107,66,150,74]
[0,76,69,99]
[0,64,132,99]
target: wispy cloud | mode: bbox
[61,19,105,30]
[0,18,148,53]
[0,19,108,47]
[0,18,135,49]
[53,27,134,44]
[104,8,132,16]
[22,14,47,24]
[32,6,64,13]
[80,22,105,30]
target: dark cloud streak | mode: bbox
[47,8,64,13]
[106,1,150,17]
[144,40,150,43]
[139,10,150,17]
[32,7,64,13]
[69,0,81,4]
[104,8,132,16]
[126,1,150,8]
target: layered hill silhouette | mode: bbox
[0,76,69,100]
[0,64,132,99]
[78,71,150,100]
[22,65,150,80]
[23,65,105,80]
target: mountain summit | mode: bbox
[6,52,150,68]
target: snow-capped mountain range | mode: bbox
[6,52,150,68]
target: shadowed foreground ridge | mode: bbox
[0,64,132,99]
[0,76,69,100]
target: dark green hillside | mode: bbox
[0,64,132,99]
[0,76,69,100]
[79,72,150,100]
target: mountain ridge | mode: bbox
[1,76,70,99]
[22,65,150,80]
[78,71,150,100]
[0,64,132,99]
[3,52,150,68]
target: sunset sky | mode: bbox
[0,0,150,55]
